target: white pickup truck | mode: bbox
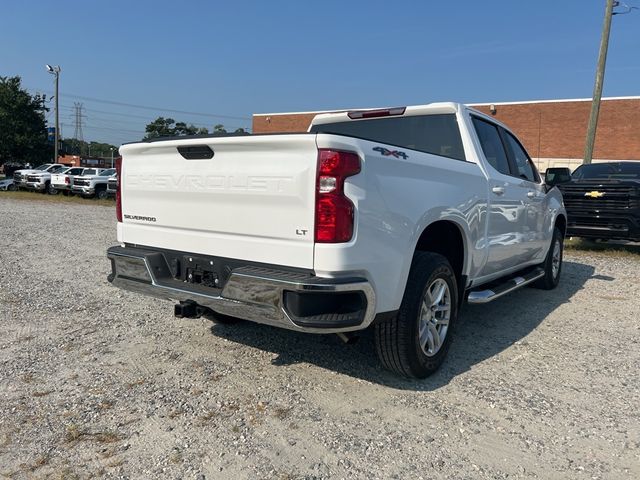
[50,167,95,195]
[107,102,566,378]
[14,163,67,192]
[72,168,115,199]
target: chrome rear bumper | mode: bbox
[107,246,376,333]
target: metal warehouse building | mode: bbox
[252,96,640,171]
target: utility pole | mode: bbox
[584,0,616,165]
[46,65,61,163]
[583,1,637,164]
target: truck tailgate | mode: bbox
[51,174,65,184]
[118,134,318,269]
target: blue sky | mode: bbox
[1,0,638,145]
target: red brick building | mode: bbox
[252,96,640,170]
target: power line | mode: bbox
[56,102,251,131]
[83,125,145,135]
[28,87,251,121]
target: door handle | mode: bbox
[491,186,505,195]
[527,191,536,198]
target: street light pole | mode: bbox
[110,147,114,168]
[46,65,61,164]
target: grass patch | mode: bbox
[196,410,218,426]
[54,466,81,480]
[273,406,291,420]
[565,238,640,258]
[98,399,115,411]
[32,390,54,397]
[0,190,114,207]
[20,453,51,472]
[107,458,125,468]
[126,378,146,389]
[169,450,183,464]
[167,408,184,419]
[64,424,123,445]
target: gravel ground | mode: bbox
[0,197,638,479]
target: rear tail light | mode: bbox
[65,177,70,184]
[315,149,361,243]
[115,157,122,222]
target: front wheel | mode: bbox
[375,252,458,379]
[48,183,58,195]
[96,188,108,200]
[533,226,563,290]
[7,184,17,191]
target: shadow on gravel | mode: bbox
[210,261,597,390]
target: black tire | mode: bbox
[47,183,58,195]
[533,226,563,290]
[7,184,16,191]
[96,187,108,200]
[374,252,458,379]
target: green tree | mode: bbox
[0,76,51,166]
[144,117,209,139]
[213,124,227,134]
[144,117,177,139]
[59,139,118,158]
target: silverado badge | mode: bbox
[584,191,605,198]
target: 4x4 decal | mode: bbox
[373,146,409,160]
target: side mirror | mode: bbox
[545,167,572,187]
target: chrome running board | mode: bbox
[467,267,545,304]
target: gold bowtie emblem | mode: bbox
[584,191,605,198]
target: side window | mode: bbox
[503,131,538,183]
[472,117,510,176]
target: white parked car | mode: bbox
[0,178,16,191]
[107,102,567,378]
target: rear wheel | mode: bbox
[533,226,563,290]
[7,184,16,191]
[375,252,458,379]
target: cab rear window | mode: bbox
[310,114,466,161]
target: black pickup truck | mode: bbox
[548,162,640,241]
